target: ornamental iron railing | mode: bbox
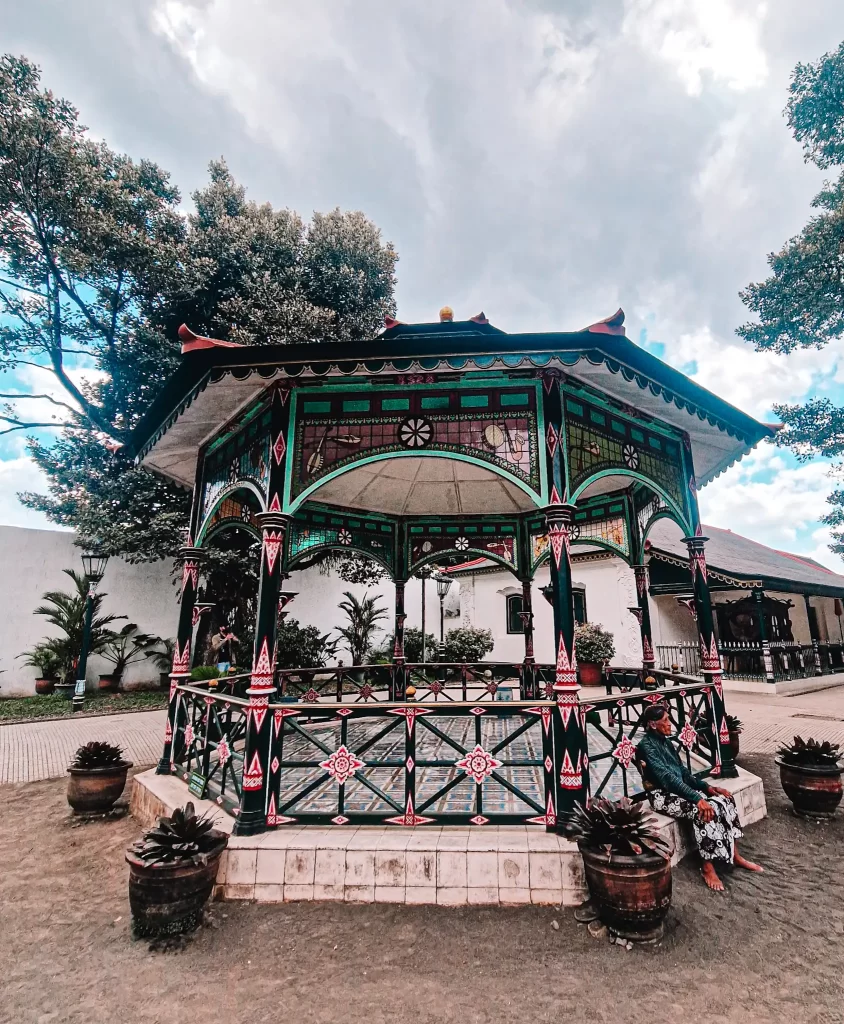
[167,673,721,831]
[656,641,844,683]
[582,680,718,803]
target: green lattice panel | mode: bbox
[201,408,272,519]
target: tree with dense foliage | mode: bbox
[0,54,398,562]
[739,40,844,554]
[440,626,494,663]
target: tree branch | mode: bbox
[0,391,79,415]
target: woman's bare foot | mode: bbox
[701,862,725,891]
[734,852,764,872]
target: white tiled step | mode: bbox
[129,766,766,907]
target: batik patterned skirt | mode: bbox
[647,790,743,864]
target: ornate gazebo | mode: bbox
[132,308,773,835]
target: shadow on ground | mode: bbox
[1,756,842,1024]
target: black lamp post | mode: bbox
[72,549,109,712]
[418,566,432,664]
[435,572,453,655]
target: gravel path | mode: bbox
[1,756,842,1024]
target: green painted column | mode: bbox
[391,579,408,700]
[753,589,776,683]
[236,383,293,835]
[633,564,656,672]
[518,579,536,699]
[545,502,589,823]
[685,535,738,778]
[156,546,204,775]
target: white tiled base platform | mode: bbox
[130,768,766,907]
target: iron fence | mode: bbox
[656,640,844,683]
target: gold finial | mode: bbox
[439,306,454,322]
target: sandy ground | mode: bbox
[1,755,842,1024]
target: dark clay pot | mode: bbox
[579,845,672,942]
[775,757,843,819]
[35,677,56,695]
[125,835,227,937]
[578,662,603,686]
[729,730,741,762]
[67,762,132,814]
[98,673,120,693]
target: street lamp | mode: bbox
[435,572,453,654]
[72,549,109,712]
[418,566,433,664]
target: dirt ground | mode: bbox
[1,755,842,1024]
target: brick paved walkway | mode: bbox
[0,710,165,784]
[728,686,844,753]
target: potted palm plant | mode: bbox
[566,796,672,942]
[776,736,842,818]
[696,710,743,761]
[336,590,388,680]
[146,638,176,690]
[98,623,161,692]
[29,569,126,698]
[67,741,133,814]
[19,643,62,695]
[574,623,615,685]
[125,802,228,937]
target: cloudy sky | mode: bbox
[4,0,844,569]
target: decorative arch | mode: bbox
[531,535,631,571]
[571,468,692,536]
[287,450,543,514]
[410,545,522,579]
[287,543,394,576]
[196,485,264,545]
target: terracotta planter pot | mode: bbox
[35,677,56,695]
[125,835,227,937]
[775,757,843,819]
[579,844,672,942]
[67,762,132,814]
[98,673,120,693]
[578,661,603,686]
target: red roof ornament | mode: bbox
[383,316,403,329]
[583,308,626,336]
[178,324,243,354]
[469,312,489,324]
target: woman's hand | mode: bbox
[708,786,732,799]
[697,798,716,823]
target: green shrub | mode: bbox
[574,622,615,663]
[440,626,494,663]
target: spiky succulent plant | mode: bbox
[131,802,223,866]
[777,736,841,768]
[70,741,126,770]
[566,797,671,858]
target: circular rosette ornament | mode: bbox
[455,536,469,551]
[338,528,353,545]
[622,444,640,469]
[398,417,433,448]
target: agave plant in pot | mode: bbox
[574,623,615,686]
[566,796,672,942]
[775,736,842,818]
[67,741,133,814]
[125,802,228,937]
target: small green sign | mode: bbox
[187,771,207,798]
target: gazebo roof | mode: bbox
[131,313,775,492]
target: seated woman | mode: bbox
[635,703,763,891]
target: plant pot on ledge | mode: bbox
[98,673,120,693]
[776,736,842,818]
[34,676,57,695]
[67,742,132,814]
[126,802,228,938]
[574,623,615,687]
[567,797,672,943]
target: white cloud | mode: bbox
[622,0,769,96]
[0,456,65,530]
[699,448,844,573]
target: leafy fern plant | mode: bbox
[130,803,223,866]
[566,797,671,858]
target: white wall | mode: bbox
[455,555,643,666]
[0,526,177,696]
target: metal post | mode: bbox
[752,589,775,684]
[391,580,407,700]
[71,592,95,713]
[545,502,589,826]
[633,564,656,672]
[519,579,536,698]
[157,546,204,774]
[803,594,823,676]
[686,535,737,778]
